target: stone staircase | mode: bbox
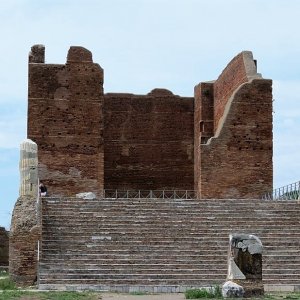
[39,197,300,292]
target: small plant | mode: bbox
[0,277,16,290]
[185,286,222,299]
[0,290,24,300]
[39,292,97,300]
[129,291,148,295]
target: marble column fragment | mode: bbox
[223,233,264,298]
[19,139,38,197]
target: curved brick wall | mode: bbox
[194,51,272,198]
[213,52,259,133]
[198,79,273,198]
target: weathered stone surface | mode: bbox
[76,192,96,200]
[230,234,263,280]
[0,227,9,267]
[28,44,45,63]
[9,140,40,286]
[9,196,40,286]
[226,233,264,297]
[222,280,244,298]
[228,257,246,280]
[19,139,38,197]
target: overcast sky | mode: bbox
[1,0,300,229]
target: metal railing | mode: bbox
[100,190,198,200]
[262,181,300,200]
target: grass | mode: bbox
[0,273,97,299]
[0,291,101,300]
[0,271,16,291]
[185,286,222,299]
[129,291,148,295]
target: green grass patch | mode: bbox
[0,290,25,300]
[0,291,100,300]
[185,286,222,299]
[39,291,99,299]
[0,277,16,290]
[129,291,148,295]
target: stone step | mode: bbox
[40,197,300,288]
[37,283,215,292]
[41,220,300,227]
[39,268,228,275]
[38,273,227,280]
[38,278,223,286]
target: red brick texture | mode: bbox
[27,46,272,197]
[0,227,9,267]
[28,46,104,196]
[9,196,40,285]
[10,46,273,287]
[194,52,273,198]
[104,89,194,190]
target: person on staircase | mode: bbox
[39,182,48,197]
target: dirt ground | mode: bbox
[101,293,185,300]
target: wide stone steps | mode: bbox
[39,197,300,291]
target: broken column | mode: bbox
[19,139,39,197]
[222,233,264,298]
[9,139,40,285]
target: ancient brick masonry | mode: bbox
[104,89,194,190]
[28,46,104,196]
[10,46,274,288]
[27,45,272,198]
[194,52,272,198]
[0,227,9,268]
[9,139,40,285]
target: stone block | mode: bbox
[222,281,245,298]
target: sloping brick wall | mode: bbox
[194,52,272,198]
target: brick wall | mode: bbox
[27,46,272,198]
[194,82,214,192]
[195,52,273,198]
[0,227,8,267]
[213,52,249,132]
[9,196,40,285]
[104,89,194,190]
[28,46,104,196]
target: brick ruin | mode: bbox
[0,227,9,268]
[9,45,273,287]
[27,45,273,198]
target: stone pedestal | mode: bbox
[223,233,264,298]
